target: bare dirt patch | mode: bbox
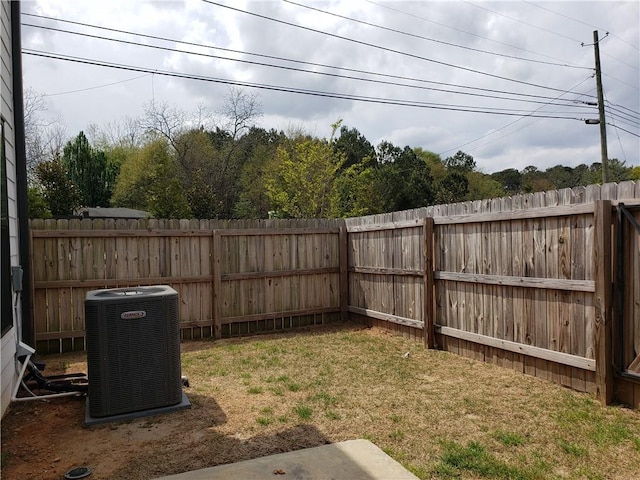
[2,323,640,480]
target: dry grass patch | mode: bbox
[2,323,639,479]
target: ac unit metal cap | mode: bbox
[85,285,177,301]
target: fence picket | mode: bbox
[27,182,639,406]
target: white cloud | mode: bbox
[21,0,639,173]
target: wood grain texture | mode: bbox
[27,185,639,406]
[594,200,613,404]
[433,202,594,225]
[437,326,595,371]
[434,272,594,291]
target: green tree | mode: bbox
[62,131,118,207]
[185,169,217,219]
[444,150,475,173]
[34,156,81,216]
[414,148,445,184]
[266,136,344,218]
[139,94,263,219]
[27,185,51,219]
[333,156,381,217]
[149,178,191,219]
[465,171,504,200]
[333,125,376,170]
[436,172,469,204]
[173,129,219,218]
[434,151,476,203]
[491,168,522,194]
[105,144,137,182]
[607,159,633,182]
[111,138,190,218]
[521,166,554,193]
[579,159,632,185]
[375,141,434,212]
[571,164,589,186]
[234,128,286,218]
[545,164,579,189]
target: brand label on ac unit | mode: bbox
[121,310,147,320]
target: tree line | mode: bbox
[26,89,639,220]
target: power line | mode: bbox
[43,73,151,96]
[580,33,640,89]
[605,92,629,164]
[608,123,640,138]
[605,107,640,127]
[23,22,597,111]
[602,73,640,91]
[200,0,589,96]
[473,0,639,74]
[283,0,591,70]
[603,100,640,125]
[23,48,589,121]
[526,2,639,71]
[467,1,639,87]
[452,113,635,160]
[600,52,640,73]
[22,16,597,107]
[364,0,583,68]
[461,0,584,44]
[25,10,635,137]
[607,116,640,132]
[523,0,640,53]
[605,100,640,119]
[604,94,627,162]
[438,75,595,156]
[606,113,640,130]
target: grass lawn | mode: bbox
[2,323,640,479]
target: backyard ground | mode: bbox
[2,323,640,480]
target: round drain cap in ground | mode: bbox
[64,466,92,479]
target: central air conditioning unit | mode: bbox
[85,285,185,420]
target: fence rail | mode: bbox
[30,218,344,352]
[344,181,639,406]
[28,181,640,407]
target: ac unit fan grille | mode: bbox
[85,286,181,417]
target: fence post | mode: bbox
[594,200,613,405]
[339,226,349,323]
[212,229,222,339]
[27,226,36,347]
[424,217,435,349]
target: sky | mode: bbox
[19,0,640,174]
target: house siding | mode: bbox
[1,0,20,417]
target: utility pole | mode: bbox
[593,30,610,183]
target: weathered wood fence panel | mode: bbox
[433,194,599,394]
[28,181,640,406]
[217,228,341,337]
[30,218,343,353]
[345,181,640,406]
[346,211,426,341]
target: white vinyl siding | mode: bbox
[1,0,20,418]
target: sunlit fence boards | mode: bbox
[30,218,343,353]
[29,181,640,406]
[345,181,640,406]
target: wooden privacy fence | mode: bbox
[344,182,640,407]
[29,181,640,406]
[30,218,344,353]
[433,200,602,396]
[345,201,603,390]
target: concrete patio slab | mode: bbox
[154,439,419,480]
